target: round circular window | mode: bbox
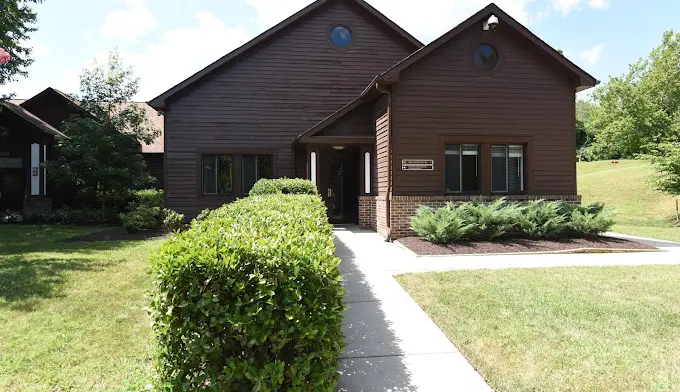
[473,44,499,70]
[330,26,352,47]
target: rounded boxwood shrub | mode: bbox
[250,178,318,196]
[149,194,344,391]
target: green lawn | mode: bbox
[397,267,680,392]
[578,159,680,241]
[0,225,163,391]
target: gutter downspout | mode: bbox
[376,82,392,242]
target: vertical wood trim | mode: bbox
[480,143,491,195]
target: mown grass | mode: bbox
[578,159,680,241]
[0,225,163,391]
[397,266,680,392]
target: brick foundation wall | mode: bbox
[23,197,53,214]
[375,197,389,238]
[388,195,582,239]
[358,196,376,230]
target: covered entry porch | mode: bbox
[297,138,375,224]
[0,101,65,213]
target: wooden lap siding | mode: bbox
[163,1,414,218]
[391,24,577,196]
[374,95,389,196]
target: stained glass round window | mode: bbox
[330,26,352,47]
[473,44,499,70]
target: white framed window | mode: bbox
[445,143,480,193]
[491,144,525,193]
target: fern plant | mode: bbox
[456,199,519,241]
[411,206,470,244]
[517,200,567,239]
[568,208,615,236]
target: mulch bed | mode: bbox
[66,227,168,242]
[397,236,658,256]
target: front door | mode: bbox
[319,147,360,224]
[323,150,345,223]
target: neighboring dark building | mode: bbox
[146,1,597,239]
[0,88,165,213]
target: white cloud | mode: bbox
[554,0,609,15]
[246,0,535,43]
[100,0,157,43]
[31,41,51,58]
[122,11,252,100]
[580,43,605,65]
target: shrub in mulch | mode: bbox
[411,199,615,245]
[399,236,657,256]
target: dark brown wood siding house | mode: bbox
[150,1,597,239]
[0,88,165,213]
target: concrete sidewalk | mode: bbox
[333,226,680,391]
[334,227,491,392]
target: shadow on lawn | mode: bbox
[0,226,147,309]
[0,254,118,309]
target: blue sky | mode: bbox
[1,0,676,101]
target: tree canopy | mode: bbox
[0,0,42,99]
[46,50,161,214]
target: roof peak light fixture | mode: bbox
[483,14,499,31]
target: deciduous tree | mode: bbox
[46,50,160,215]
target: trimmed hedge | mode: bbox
[149,194,344,391]
[250,178,318,196]
[411,199,614,244]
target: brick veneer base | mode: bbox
[23,197,53,214]
[358,196,376,231]
[358,194,582,240]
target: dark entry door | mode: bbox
[320,147,360,224]
[323,150,345,223]
[0,170,25,212]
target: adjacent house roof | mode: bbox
[12,89,165,153]
[148,0,423,110]
[0,101,68,138]
[375,3,598,91]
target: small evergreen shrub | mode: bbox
[517,200,567,239]
[119,189,163,233]
[162,209,184,232]
[410,199,615,244]
[149,194,344,391]
[568,208,615,236]
[250,178,317,196]
[456,199,520,241]
[411,206,470,244]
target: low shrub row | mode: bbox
[411,199,614,244]
[149,192,344,391]
[1,206,118,225]
[250,178,318,196]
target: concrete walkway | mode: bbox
[334,226,680,391]
[335,227,491,392]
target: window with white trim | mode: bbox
[491,144,525,193]
[445,143,480,193]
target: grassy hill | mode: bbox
[578,160,680,242]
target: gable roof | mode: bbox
[295,96,366,142]
[0,101,68,138]
[148,0,423,110]
[376,3,598,91]
[13,88,165,153]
